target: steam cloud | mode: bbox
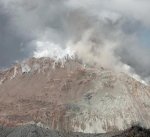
[0,0,150,83]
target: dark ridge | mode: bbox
[0,124,150,137]
[113,125,150,137]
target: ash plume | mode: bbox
[0,0,150,83]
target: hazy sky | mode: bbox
[0,0,150,82]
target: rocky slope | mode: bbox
[0,124,113,137]
[0,124,149,137]
[0,57,150,133]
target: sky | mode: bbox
[0,0,150,83]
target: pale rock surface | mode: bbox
[0,57,149,133]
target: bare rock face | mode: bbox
[0,124,116,137]
[0,124,149,137]
[0,57,150,133]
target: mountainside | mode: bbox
[0,124,114,137]
[0,124,149,137]
[0,57,150,133]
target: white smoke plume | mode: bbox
[34,41,74,60]
[0,0,150,84]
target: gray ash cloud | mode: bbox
[0,0,150,82]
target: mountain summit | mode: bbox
[0,57,150,133]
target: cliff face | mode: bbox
[0,57,150,133]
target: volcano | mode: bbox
[0,57,150,133]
